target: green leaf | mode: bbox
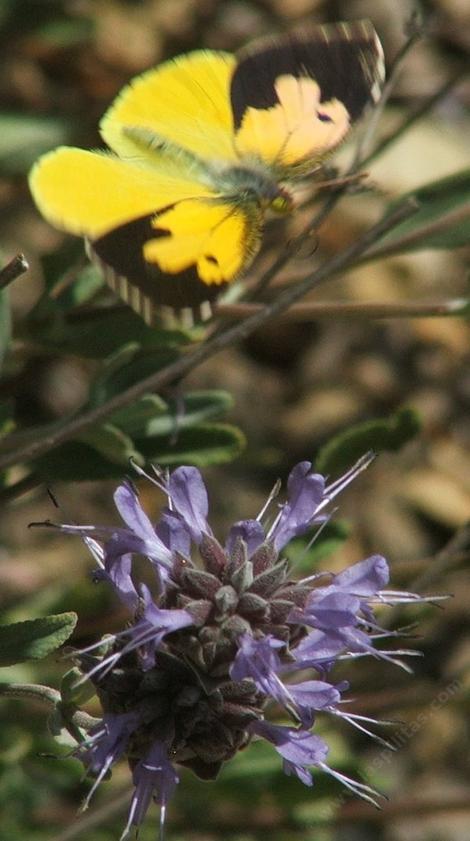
[110,394,170,435]
[90,346,181,399]
[0,612,77,666]
[0,400,14,439]
[87,342,145,406]
[0,401,15,488]
[138,423,245,466]
[29,267,190,358]
[0,288,11,372]
[373,169,470,255]
[31,403,241,481]
[28,305,183,358]
[60,668,96,706]
[77,423,143,467]
[0,113,71,174]
[39,241,86,295]
[315,407,422,476]
[33,440,135,481]
[54,263,105,309]
[114,389,234,437]
[34,17,92,47]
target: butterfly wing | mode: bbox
[29,147,214,237]
[230,20,384,174]
[29,147,262,322]
[100,51,238,167]
[93,198,263,321]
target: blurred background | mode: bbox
[0,0,469,839]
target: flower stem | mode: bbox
[0,682,99,731]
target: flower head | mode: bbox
[60,457,432,837]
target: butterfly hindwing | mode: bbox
[92,198,263,321]
[231,20,384,173]
[30,146,263,322]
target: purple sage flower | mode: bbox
[57,456,434,838]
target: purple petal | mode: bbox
[341,626,385,656]
[290,591,360,630]
[114,482,157,542]
[95,550,138,611]
[169,466,210,544]
[289,628,347,671]
[230,634,297,710]
[154,509,191,557]
[117,585,194,670]
[141,585,193,633]
[283,759,313,785]
[288,680,342,726]
[333,555,389,596]
[225,519,265,558]
[271,462,325,550]
[78,711,140,809]
[297,625,407,669]
[81,711,139,776]
[113,483,173,568]
[103,531,172,587]
[230,633,283,684]
[123,741,179,837]
[252,720,329,770]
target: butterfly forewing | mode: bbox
[100,51,238,168]
[29,147,213,239]
[231,20,384,173]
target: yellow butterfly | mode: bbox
[29,20,384,325]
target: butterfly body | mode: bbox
[29,21,384,324]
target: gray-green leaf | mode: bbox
[0,612,77,666]
[369,169,470,258]
[316,407,421,476]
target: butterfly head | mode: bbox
[268,189,293,214]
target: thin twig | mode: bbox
[381,522,470,631]
[0,202,417,472]
[241,185,344,301]
[362,68,467,169]
[0,471,42,503]
[50,786,132,841]
[338,793,470,824]
[51,789,470,839]
[0,253,29,290]
[216,297,468,322]
[358,204,470,264]
[408,522,470,595]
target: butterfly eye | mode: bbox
[270,195,292,214]
[317,112,334,123]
